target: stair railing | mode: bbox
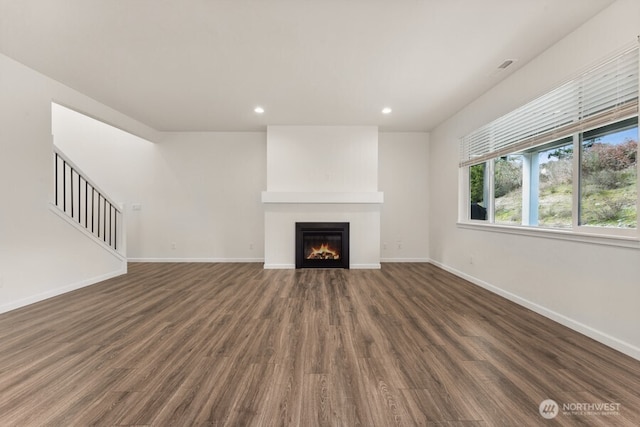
[53,147,123,253]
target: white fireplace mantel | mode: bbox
[261,191,384,204]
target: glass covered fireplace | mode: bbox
[295,222,350,269]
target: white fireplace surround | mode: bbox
[263,126,383,269]
[263,203,382,269]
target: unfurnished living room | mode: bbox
[1,0,640,425]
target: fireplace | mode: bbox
[295,222,350,269]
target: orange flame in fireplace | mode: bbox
[307,243,340,260]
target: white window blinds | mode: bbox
[460,47,639,167]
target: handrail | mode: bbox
[53,147,122,252]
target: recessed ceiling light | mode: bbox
[382,107,392,114]
[254,106,265,114]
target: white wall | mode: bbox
[267,126,379,192]
[428,0,640,359]
[145,132,266,261]
[379,132,429,261]
[53,109,430,265]
[0,53,156,313]
[52,103,157,259]
[52,111,267,262]
[52,103,156,204]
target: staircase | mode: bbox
[52,146,124,255]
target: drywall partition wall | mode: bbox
[263,126,383,268]
[379,132,429,262]
[0,53,156,313]
[428,0,640,359]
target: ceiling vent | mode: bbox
[498,59,514,70]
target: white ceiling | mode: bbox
[0,0,615,132]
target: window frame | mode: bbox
[460,118,639,242]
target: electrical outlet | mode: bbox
[171,242,177,250]
[249,242,254,250]
[383,243,387,250]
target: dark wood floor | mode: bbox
[0,263,638,426]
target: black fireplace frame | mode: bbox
[295,222,350,269]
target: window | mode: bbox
[461,47,638,238]
[465,118,638,233]
[580,119,638,228]
[469,163,487,220]
[494,155,522,225]
[537,140,573,228]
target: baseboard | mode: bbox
[0,267,127,315]
[428,259,640,361]
[128,257,265,263]
[351,263,382,269]
[263,263,296,269]
[380,258,429,263]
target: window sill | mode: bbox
[457,222,640,249]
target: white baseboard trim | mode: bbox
[351,263,381,269]
[428,259,640,361]
[0,267,127,315]
[128,258,264,263]
[380,258,429,263]
[263,263,296,269]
